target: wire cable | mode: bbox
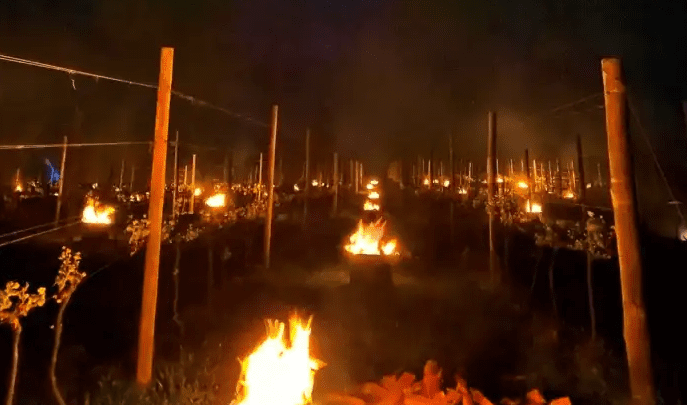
[0,216,81,240]
[627,97,685,223]
[0,52,268,127]
[0,141,150,150]
[0,221,81,249]
[525,92,604,120]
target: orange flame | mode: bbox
[368,191,380,200]
[82,198,115,224]
[205,193,227,208]
[344,219,398,256]
[235,316,323,405]
[363,200,380,211]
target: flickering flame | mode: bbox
[234,315,323,405]
[433,179,439,184]
[82,198,115,224]
[497,177,504,184]
[205,193,226,208]
[311,180,319,187]
[458,188,467,195]
[526,201,542,214]
[366,183,374,190]
[443,179,450,187]
[363,200,380,211]
[14,184,22,192]
[563,190,575,199]
[294,184,300,192]
[368,191,380,200]
[422,178,430,186]
[194,187,203,196]
[370,179,379,185]
[517,181,529,189]
[344,219,398,256]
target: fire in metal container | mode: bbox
[82,197,115,224]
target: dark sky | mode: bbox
[1,0,687,230]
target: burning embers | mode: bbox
[344,218,398,257]
[234,315,324,405]
[363,200,380,211]
[82,197,115,224]
[205,193,227,208]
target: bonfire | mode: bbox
[344,218,398,256]
[234,315,324,405]
[363,199,380,211]
[205,193,227,208]
[82,197,115,225]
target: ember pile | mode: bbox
[326,361,571,405]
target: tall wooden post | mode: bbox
[525,149,532,205]
[130,166,136,191]
[602,57,655,405]
[258,152,263,186]
[137,47,173,387]
[54,136,68,226]
[487,111,498,285]
[449,134,455,243]
[223,152,229,184]
[349,159,354,188]
[555,159,562,196]
[304,128,310,226]
[183,165,188,186]
[189,154,197,214]
[119,159,125,190]
[172,131,179,218]
[577,135,586,201]
[354,160,359,193]
[264,105,278,269]
[333,152,339,215]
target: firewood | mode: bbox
[525,389,546,405]
[549,397,571,405]
[325,393,367,405]
[469,389,494,405]
[422,360,442,398]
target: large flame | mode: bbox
[517,181,529,189]
[526,201,542,214]
[234,316,323,405]
[363,199,380,211]
[82,198,115,224]
[368,191,380,200]
[344,219,398,256]
[205,193,227,208]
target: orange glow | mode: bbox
[344,219,398,256]
[194,187,203,196]
[235,316,323,405]
[526,201,542,214]
[563,190,575,199]
[443,179,450,187]
[363,200,380,211]
[14,184,22,193]
[368,191,380,200]
[366,183,374,190]
[370,179,379,185]
[422,178,430,186]
[82,198,115,224]
[205,193,226,208]
[517,181,528,189]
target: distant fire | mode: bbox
[370,179,379,186]
[82,198,115,224]
[14,184,22,193]
[517,181,529,189]
[563,190,575,199]
[368,191,380,200]
[311,180,319,187]
[526,201,542,214]
[205,193,227,208]
[363,200,380,211]
[458,188,467,195]
[234,315,323,405]
[422,178,430,186]
[366,183,374,190]
[443,179,450,187]
[344,218,398,256]
[194,187,203,197]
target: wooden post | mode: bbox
[130,166,136,191]
[54,136,67,226]
[119,159,125,190]
[333,152,339,215]
[304,128,310,226]
[183,165,188,186]
[577,135,587,200]
[264,105,278,269]
[136,47,173,387]
[449,134,455,243]
[189,154,197,214]
[223,152,229,184]
[602,57,655,405]
[555,159,562,196]
[258,152,263,186]
[172,131,179,218]
[207,241,213,315]
[349,159,354,188]
[354,160,359,193]
[487,111,499,285]
[597,163,603,187]
[525,149,532,204]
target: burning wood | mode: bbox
[233,315,324,405]
[81,197,115,224]
[364,199,380,211]
[205,193,227,208]
[325,361,570,405]
[344,218,398,256]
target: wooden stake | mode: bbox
[304,128,310,226]
[190,154,197,214]
[449,134,455,244]
[487,111,499,285]
[119,159,125,190]
[333,152,339,215]
[264,105,278,269]
[602,57,655,405]
[525,149,532,204]
[577,134,586,201]
[136,47,173,387]
[172,131,179,218]
[130,166,136,191]
[54,136,67,227]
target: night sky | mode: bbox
[1,0,686,233]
